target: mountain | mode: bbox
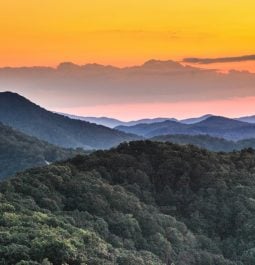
[0,92,140,149]
[116,120,188,137]
[61,113,176,128]
[59,114,124,128]
[0,122,86,179]
[2,141,255,264]
[117,116,255,140]
[237,115,255,123]
[190,116,255,140]
[122,117,178,126]
[180,114,213,124]
[151,134,255,152]
[60,113,255,128]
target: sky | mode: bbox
[1,0,255,68]
[1,0,255,119]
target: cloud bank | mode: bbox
[1,59,255,119]
[183,54,255,64]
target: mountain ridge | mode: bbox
[116,115,255,140]
[0,92,140,149]
[61,113,177,128]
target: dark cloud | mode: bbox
[183,54,255,64]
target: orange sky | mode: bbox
[1,0,255,119]
[1,0,255,71]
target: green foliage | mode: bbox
[2,141,255,264]
[0,123,87,179]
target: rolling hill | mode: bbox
[0,92,140,149]
[151,134,255,152]
[1,141,255,264]
[116,116,255,140]
[0,122,86,179]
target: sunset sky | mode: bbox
[1,0,255,69]
[1,0,255,119]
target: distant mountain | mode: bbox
[0,92,140,149]
[180,114,213,124]
[62,113,176,128]
[0,122,85,179]
[237,115,255,123]
[59,114,123,128]
[116,120,187,137]
[151,134,255,152]
[122,117,178,126]
[61,112,255,128]
[117,115,255,140]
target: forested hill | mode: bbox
[2,141,255,264]
[0,122,85,179]
[0,92,140,149]
[151,134,255,152]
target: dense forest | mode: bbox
[0,123,86,179]
[2,141,255,264]
[151,134,255,152]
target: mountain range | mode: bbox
[61,113,177,128]
[2,91,255,150]
[62,113,255,128]
[0,92,140,149]
[116,116,255,140]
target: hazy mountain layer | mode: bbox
[237,115,255,123]
[117,116,255,140]
[61,113,177,128]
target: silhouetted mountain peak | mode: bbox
[1,91,22,98]
[0,91,44,113]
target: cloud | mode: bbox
[183,54,255,64]
[1,59,255,115]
